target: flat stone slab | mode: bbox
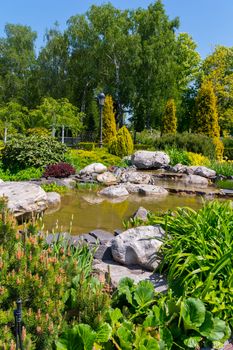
[93,259,167,292]
[99,185,129,197]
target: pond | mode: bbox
[43,188,204,235]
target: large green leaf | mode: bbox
[109,308,123,326]
[134,281,155,307]
[76,324,96,350]
[183,336,202,348]
[116,321,134,350]
[159,327,173,350]
[199,311,226,341]
[181,298,206,329]
[95,323,112,343]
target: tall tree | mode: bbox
[0,24,37,106]
[202,46,233,135]
[36,24,70,103]
[133,0,179,130]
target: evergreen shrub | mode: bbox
[102,95,117,143]
[2,135,67,171]
[161,98,177,134]
[109,126,134,157]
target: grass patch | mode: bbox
[216,179,233,190]
[209,160,233,177]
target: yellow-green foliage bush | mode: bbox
[194,80,220,138]
[65,148,125,170]
[109,126,134,157]
[102,95,117,143]
[161,98,177,134]
[187,152,210,166]
[213,137,224,161]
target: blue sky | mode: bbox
[0,0,233,58]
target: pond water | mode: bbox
[43,189,204,235]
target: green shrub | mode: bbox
[134,144,153,151]
[2,135,67,171]
[0,166,42,181]
[223,137,233,160]
[153,132,216,158]
[76,142,97,151]
[109,126,134,157]
[165,147,190,166]
[65,148,126,171]
[209,160,233,176]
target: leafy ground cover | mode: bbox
[150,200,233,325]
[0,198,232,349]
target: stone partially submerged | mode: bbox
[111,225,164,271]
[99,185,129,198]
[0,182,47,218]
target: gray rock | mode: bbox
[139,185,169,196]
[111,225,164,271]
[121,171,151,184]
[173,163,188,173]
[93,259,167,292]
[60,178,77,189]
[125,183,142,193]
[183,174,209,187]
[80,163,107,175]
[132,151,170,169]
[97,172,118,185]
[188,166,216,179]
[133,207,149,222]
[0,182,47,218]
[89,229,113,244]
[99,185,129,198]
[46,192,61,208]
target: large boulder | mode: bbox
[121,171,151,184]
[132,151,170,169]
[111,225,164,271]
[80,163,107,175]
[99,185,129,198]
[97,172,118,185]
[0,182,47,218]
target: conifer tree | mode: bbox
[109,125,134,157]
[194,80,220,138]
[161,98,177,134]
[102,95,117,143]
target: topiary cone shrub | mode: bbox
[43,162,76,178]
[109,126,134,158]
